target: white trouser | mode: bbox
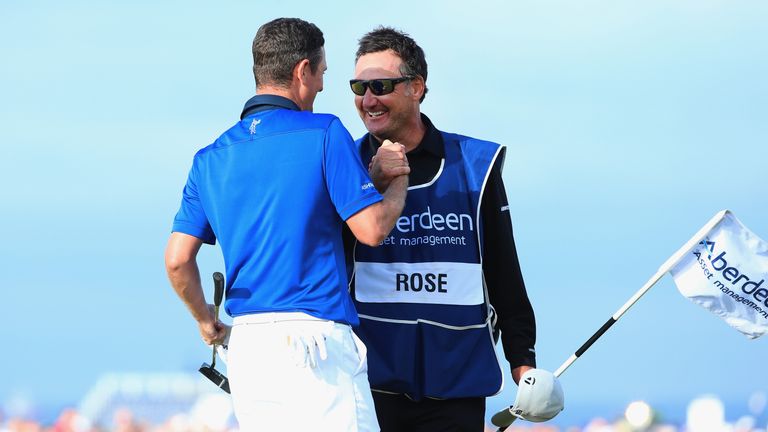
[227,312,379,432]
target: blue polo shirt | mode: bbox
[172,95,382,326]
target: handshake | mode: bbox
[368,139,410,192]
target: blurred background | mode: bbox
[1,0,766,430]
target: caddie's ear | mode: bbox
[409,75,426,101]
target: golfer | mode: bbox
[164,18,408,431]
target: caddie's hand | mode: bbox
[510,368,565,423]
[369,139,410,192]
[512,365,534,385]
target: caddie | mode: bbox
[346,26,543,431]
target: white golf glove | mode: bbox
[286,321,330,368]
[210,323,231,364]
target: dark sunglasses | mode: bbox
[349,76,413,96]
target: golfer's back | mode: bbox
[172,107,381,326]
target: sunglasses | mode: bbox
[349,76,413,96]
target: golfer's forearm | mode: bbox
[366,175,408,245]
[347,175,408,246]
[376,174,408,233]
[166,259,210,324]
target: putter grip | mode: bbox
[213,272,224,306]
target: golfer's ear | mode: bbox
[295,59,311,85]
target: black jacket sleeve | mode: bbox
[482,153,537,370]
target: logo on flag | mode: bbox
[668,211,768,339]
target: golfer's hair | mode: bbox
[252,18,324,89]
[356,26,428,102]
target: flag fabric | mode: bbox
[668,211,768,339]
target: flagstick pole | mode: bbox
[493,210,729,431]
[494,269,666,431]
[552,268,667,378]
[551,210,728,378]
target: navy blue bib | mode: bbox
[353,132,505,400]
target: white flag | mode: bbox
[668,211,768,339]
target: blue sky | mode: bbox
[1,0,766,426]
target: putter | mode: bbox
[199,271,231,393]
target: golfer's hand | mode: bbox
[198,319,228,346]
[198,304,228,346]
[369,139,409,192]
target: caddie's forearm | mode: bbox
[483,158,537,369]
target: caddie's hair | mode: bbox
[252,18,324,88]
[356,26,428,102]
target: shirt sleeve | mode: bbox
[324,118,383,220]
[171,157,216,244]
[482,153,537,370]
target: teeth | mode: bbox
[367,111,385,117]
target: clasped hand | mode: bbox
[369,139,410,192]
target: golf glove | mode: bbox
[214,323,232,364]
[286,321,330,368]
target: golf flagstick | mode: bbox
[491,211,727,431]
